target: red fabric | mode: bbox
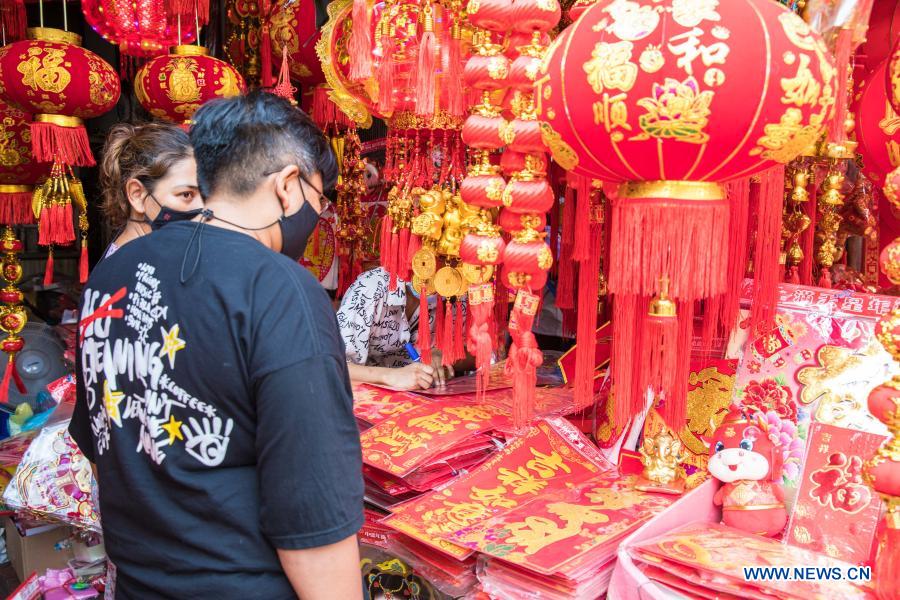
[268,0,325,86]
[855,60,900,185]
[417,292,432,365]
[43,249,53,287]
[0,101,50,189]
[134,51,246,125]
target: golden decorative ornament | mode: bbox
[461,263,495,284]
[434,266,465,298]
[412,247,438,279]
[412,275,436,296]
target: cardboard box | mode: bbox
[3,518,73,583]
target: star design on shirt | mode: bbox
[103,380,124,428]
[159,324,186,369]
[161,415,184,445]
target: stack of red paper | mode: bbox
[629,522,877,599]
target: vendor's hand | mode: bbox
[384,362,435,390]
[430,351,456,387]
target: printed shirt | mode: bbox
[69,222,364,600]
[337,268,434,368]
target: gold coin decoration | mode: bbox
[460,262,494,284]
[411,247,438,279]
[433,265,464,298]
[412,274,435,296]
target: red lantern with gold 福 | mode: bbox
[539,0,834,429]
[0,27,120,284]
[0,100,46,225]
[856,60,900,185]
[134,46,246,126]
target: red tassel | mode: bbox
[43,248,54,287]
[466,285,494,399]
[721,178,750,338]
[571,174,592,262]
[666,299,694,428]
[379,214,393,269]
[608,190,729,301]
[453,301,465,363]
[60,202,75,245]
[415,21,436,118]
[260,8,275,89]
[80,239,89,284]
[388,231,400,291]
[272,46,298,102]
[172,0,209,23]
[750,167,785,336]
[377,36,397,115]
[445,28,465,118]
[573,224,602,409]
[829,28,854,145]
[397,227,410,281]
[442,301,454,365]
[557,185,577,310]
[818,267,833,289]
[505,291,542,430]
[417,292,432,365]
[0,1,26,42]
[612,294,641,428]
[31,122,95,167]
[800,180,817,286]
[435,295,445,351]
[0,190,35,226]
[349,0,373,82]
[873,518,899,600]
[787,265,800,284]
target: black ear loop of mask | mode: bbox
[179,170,328,284]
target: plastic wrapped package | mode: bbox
[3,421,100,531]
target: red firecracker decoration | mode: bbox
[134,45,246,126]
[539,0,835,429]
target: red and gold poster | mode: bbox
[449,474,674,576]
[352,384,431,427]
[787,423,887,564]
[361,400,510,477]
[383,418,615,559]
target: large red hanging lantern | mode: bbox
[81,0,197,58]
[856,60,900,184]
[0,99,46,225]
[539,0,835,429]
[134,46,246,126]
[269,0,325,86]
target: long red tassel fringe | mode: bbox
[417,292,432,365]
[349,0,373,82]
[31,123,95,167]
[573,224,602,409]
[0,191,35,225]
[750,166,785,336]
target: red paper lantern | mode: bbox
[502,175,554,213]
[856,60,900,184]
[0,100,46,225]
[498,208,546,232]
[889,38,900,116]
[502,230,553,289]
[467,0,514,32]
[510,0,560,34]
[81,0,196,57]
[134,46,246,125]
[269,0,326,86]
[0,28,121,167]
[460,230,506,265]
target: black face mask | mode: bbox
[278,200,321,260]
[146,193,202,230]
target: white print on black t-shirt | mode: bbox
[79,262,234,467]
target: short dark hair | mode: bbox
[189,90,337,199]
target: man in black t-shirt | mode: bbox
[70,92,364,599]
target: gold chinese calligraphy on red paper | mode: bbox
[383,418,615,559]
[352,384,431,427]
[361,400,511,478]
[786,423,887,564]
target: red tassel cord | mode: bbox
[800,179,817,286]
[445,23,465,119]
[573,224,603,410]
[416,292,432,365]
[272,46,298,102]
[570,174,592,262]
[396,227,411,282]
[0,354,26,404]
[611,294,642,430]
[379,214,393,270]
[377,36,397,115]
[442,300,454,365]
[43,247,54,287]
[435,295,445,352]
[504,291,542,430]
[453,301,465,364]
[750,166,785,336]
[79,238,89,284]
[415,11,436,119]
[466,285,494,399]
[172,0,210,24]
[0,0,26,42]
[31,122,95,167]
[349,0,373,82]
[662,299,695,429]
[259,0,275,88]
[828,28,854,145]
[721,178,750,337]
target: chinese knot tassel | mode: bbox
[442,300,454,366]
[570,174,592,262]
[79,238,89,284]
[31,121,95,167]
[722,177,750,335]
[573,223,602,408]
[505,291,542,430]
[415,7,436,119]
[445,24,465,118]
[750,166,785,336]
[43,248,53,286]
[348,0,373,82]
[453,301,465,364]
[417,292,432,365]
[640,277,677,417]
[466,285,494,399]
[0,354,25,404]
[612,294,641,428]
[272,47,297,103]
[556,183,576,310]
[377,36,397,115]
[435,295,445,352]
